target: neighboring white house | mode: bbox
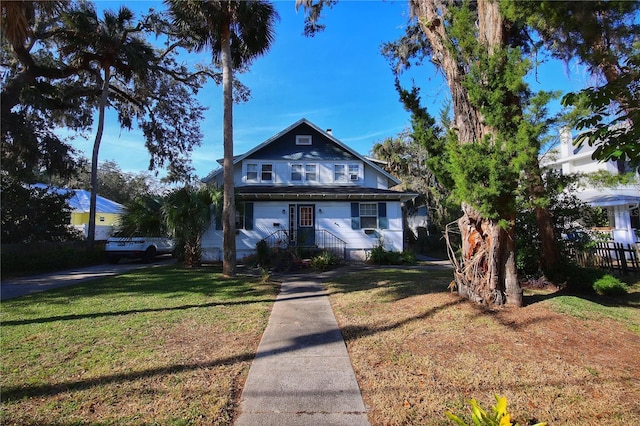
[200,118,417,261]
[542,128,639,245]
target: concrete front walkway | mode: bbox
[235,277,369,426]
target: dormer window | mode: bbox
[334,163,360,183]
[348,164,360,181]
[296,135,312,145]
[334,164,347,182]
[261,164,273,181]
[290,163,317,182]
[246,163,258,181]
[305,164,317,181]
[246,162,273,182]
[291,164,303,181]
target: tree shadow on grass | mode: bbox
[340,298,466,341]
[0,351,257,403]
[321,265,453,302]
[6,265,276,302]
[2,297,465,404]
[2,266,282,326]
[2,296,277,326]
[523,286,640,309]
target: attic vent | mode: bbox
[296,135,312,145]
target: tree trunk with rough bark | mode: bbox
[455,204,521,306]
[412,0,522,306]
[221,19,237,278]
[527,164,562,279]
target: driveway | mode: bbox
[1,255,176,300]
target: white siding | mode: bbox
[200,200,405,261]
[237,159,389,187]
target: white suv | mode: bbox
[105,236,175,264]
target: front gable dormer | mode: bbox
[245,121,357,162]
[202,118,400,189]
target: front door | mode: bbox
[297,205,315,246]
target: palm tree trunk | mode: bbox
[221,18,236,278]
[88,68,110,250]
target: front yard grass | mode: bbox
[324,267,640,425]
[1,265,279,425]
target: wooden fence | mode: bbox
[571,242,640,275]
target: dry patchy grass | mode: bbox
[1,265,279,425]
[325,266,640,425]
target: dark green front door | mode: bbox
[297,205,315,246]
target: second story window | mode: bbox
[348,164,360,181]
[305,164,317,181]
[246,163,258,181]
[261,164,273,181]
[334,164,347,182]
[291,164,303,181]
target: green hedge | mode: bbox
[593,274,629,296]
[1,241,106,278]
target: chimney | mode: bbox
[326,128,333,136]
[559,127,573,159]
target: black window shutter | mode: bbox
[244,202,254,230]
[378,202,388,229]
[351,202,360,229]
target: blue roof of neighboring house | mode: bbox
[33,184,125,214]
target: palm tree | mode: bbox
[167,0,278,277]
[162,185,218,267]
[59,3,156,249]
[118,195,167,237]
[1,1,64,50]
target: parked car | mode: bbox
[105,236,175,263]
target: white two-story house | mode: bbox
[543,128,639,245]
[200,118,417,261]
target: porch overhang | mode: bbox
[577,187,640,207]
[236,185,418,203]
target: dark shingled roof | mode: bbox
[236,185,417,201]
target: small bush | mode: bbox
[255,240,270,267]
[563,265,607,294]
[310,251,341,271]
[400,250,417,264]
[367,241,416,266]
[593,274,629,296]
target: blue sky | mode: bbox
[82,0,590,179]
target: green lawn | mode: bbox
[1,265,279,426]
[545,291,640,333]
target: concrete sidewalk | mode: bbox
[235,277,369,426]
